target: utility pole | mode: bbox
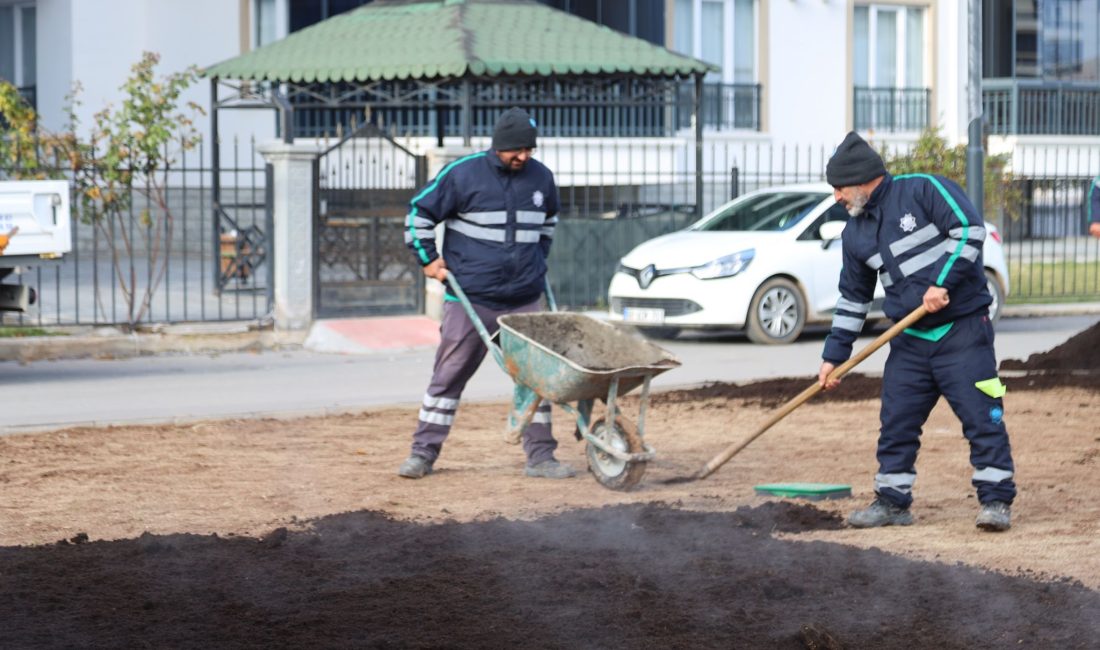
[967,0,984,213]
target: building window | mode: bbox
[536,0,665,46]
[0,4,35,89]
[853,4,928,132]
[670,0,756,83]
[854,4,925,89]
[254,0,372,47]
[984,0,1100,81]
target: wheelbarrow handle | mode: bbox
[544,277,558,312]
[443,272,507,371]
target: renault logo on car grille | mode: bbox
[638,264,657,289]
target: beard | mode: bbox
[845,189,870,217]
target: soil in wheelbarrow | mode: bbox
[3,375,1100,647]
[507,314,672,370]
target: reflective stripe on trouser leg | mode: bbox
[876,334,941,509]
[932,314,1016,504]
[523,399,557,466]
[410,296,556,465]
[410,301,494,461]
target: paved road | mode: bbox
[1,314,1095,434]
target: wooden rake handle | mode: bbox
[693,305,928,480]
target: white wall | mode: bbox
[34,0,271,164]
[765,0,847,149]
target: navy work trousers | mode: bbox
[410,298,557,466]
[875,312,1016,508]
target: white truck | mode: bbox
[0,180,73,313]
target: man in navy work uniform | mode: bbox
[817,131,1016,531]
[398,107,574,480]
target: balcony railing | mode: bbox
[677,82,762,132]
[853,87,930,132]
[983,78,1100,136]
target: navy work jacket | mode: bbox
[404,150,560,309]
[823,173,992,364]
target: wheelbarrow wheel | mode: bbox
[586,416,646,491]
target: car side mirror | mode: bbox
[818,220,846,250]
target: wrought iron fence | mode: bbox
[984,79,1100,136]
[544,140,829,307]
[1000,176,1100,302]
[0,137,271,327]
[853,87,931,132]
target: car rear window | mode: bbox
[693,192,830,232]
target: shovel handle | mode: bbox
[693,305,928,480]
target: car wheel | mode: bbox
[746,277,806,345]
[985,269,1005,325]
[639,327,681,340]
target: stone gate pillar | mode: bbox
[258,141,324,331]
[422,147,477,320]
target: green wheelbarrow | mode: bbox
[445,273,680,490]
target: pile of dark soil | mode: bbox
[3,503,1097,649]
[1002,320,1100,372]
[653,374,885,408]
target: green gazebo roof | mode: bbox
[205,0,715,83]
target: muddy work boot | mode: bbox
[524,459,576,479]
[397,455,434,479]
[975,500,1011,532]
[847,497,914,528]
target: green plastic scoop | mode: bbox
[754,483,852,501]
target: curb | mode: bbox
[0,323,306,363]
[1,303,1097,363]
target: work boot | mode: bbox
[524,459,576,479]
[848,497,914,528]
[975,500,1012,532]
[397,455,434,479]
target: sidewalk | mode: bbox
[1,301,1098,362]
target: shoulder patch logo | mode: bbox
[899,213,918,233]
[532,190,544,208]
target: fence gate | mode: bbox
[314,124,428,317]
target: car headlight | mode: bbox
[690,249,755,280]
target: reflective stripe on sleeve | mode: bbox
[866,253,884,270]
[831,314,866,333]
[889,224,941,257]
[898,245,945,277]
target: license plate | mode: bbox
[623,307,665,324]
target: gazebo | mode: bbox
[205,0,715,148]
[203,0,716,318]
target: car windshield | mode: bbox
[692,192,830,232]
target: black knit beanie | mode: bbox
[491,107,537,151]
[826,131,887,187]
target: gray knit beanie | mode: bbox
[491,108,538,151]
[826,131,887,187]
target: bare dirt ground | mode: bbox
[2,364,1100,647]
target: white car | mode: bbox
[607,183,1009,344]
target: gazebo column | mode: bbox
[257,141,325,331]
